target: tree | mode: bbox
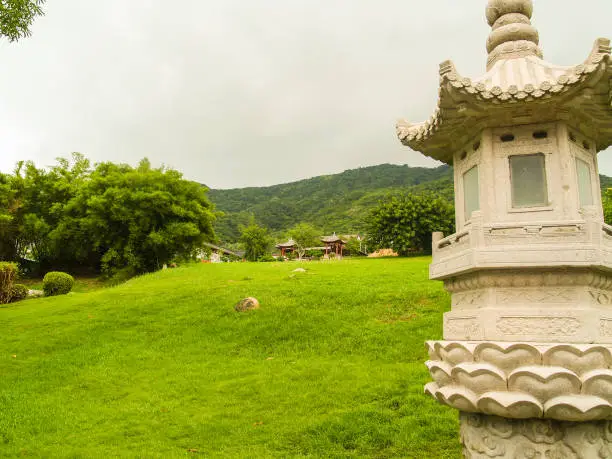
[0,0,45,42]
[604,189,612,225]
[366,193,455,255]
[288,223,320,259]
[345,237,366,256]
[51,158,216,275]
[239,222,271,262]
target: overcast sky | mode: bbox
[0,1,609,189]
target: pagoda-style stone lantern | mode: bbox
[397,1,612,456]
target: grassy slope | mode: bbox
[0,258,460,458]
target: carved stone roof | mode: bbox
[397,1,612,164]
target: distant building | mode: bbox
[275,239,297,257]
[321,233,346,258]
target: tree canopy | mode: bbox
[0,0,45,41]
[0,154,216,277]
[288,223,320,259]
[239,221,271,262]
[366,193,455,255]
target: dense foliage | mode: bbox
[288,223,320,259]
[239,222,271,262]
[366,193,455,255]
[0,0,45,41]
[10,283,28,302]
[0,261,18,304]
[0,154,216,276]
[604,189,612,225]
[42,271,74,296]
[209,164,453,243]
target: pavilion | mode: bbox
[321,234,345,257]
[275,239,297,257]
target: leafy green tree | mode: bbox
[366,193,455,255]
[0,0,45,41]
[604,189,612,225]
[345,237,366,256]
[239,222,271,262]
[288,223,320,259]
[51,158,216,275]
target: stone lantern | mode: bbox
[397,1,612,456]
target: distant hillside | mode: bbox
[208,164,453,243]
[208,163,612,243]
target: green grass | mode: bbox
[0,258,460,458]
[18,276,107,293]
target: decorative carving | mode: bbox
[600,319,612,337]
[425,341,612,422]
[591,291,612,306]
[397,39,612,163]
[496,317,581,337]
[445,317,484,340]
[444,269,612,293]
[453,291,486,308]
[496,288,575,304]
[460,413,612,459]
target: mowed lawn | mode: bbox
[0,258,460,458]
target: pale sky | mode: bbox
[0,1,609,189]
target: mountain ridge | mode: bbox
[208,163,612,244]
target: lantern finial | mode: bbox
[485,0,542,69]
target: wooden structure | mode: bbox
[321,234,345,257]
[201,242,244,262]
[276,239,297,257]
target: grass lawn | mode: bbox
[0,258,460,458]
[19,276,108,294]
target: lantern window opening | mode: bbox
[533,131,548,140]
[463,165,480,222]
[509,153,549,209]
[576,157,595,207]
[501,134,515,143]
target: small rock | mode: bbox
[293,268,307,273]
[234,297,260,312]
[28,289,44,298]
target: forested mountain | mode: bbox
[209,164,612,243]
[208,164,453,243]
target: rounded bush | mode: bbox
[10,284,28,303]
[42,272,75,297]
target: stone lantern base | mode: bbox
[460,413,612,458]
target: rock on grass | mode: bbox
[234,297,260,312]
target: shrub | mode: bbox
[42,271,75,297]
[257,255,276,263]
[0,262,18,304]
[10,284,28,303]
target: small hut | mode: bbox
[276,239,297,257]
[321,233,345,258]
